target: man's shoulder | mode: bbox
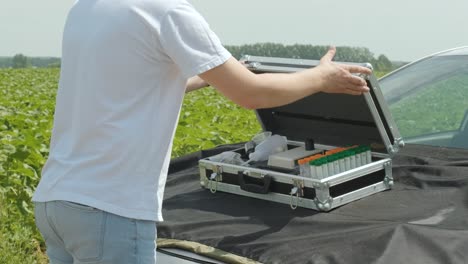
[133,0,189,14]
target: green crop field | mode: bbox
[0,68,261,263]
[0,68,263,263]
[1,68,466,263]
[0,69,57,264]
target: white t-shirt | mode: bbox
[32,0,231,221]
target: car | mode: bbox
[157,47,468,263]
[379,46,468,149]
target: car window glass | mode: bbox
[380,54,468,149]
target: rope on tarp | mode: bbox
[157,238,263,264]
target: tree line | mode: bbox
[226,43,397,72]
[1,43,402,71]
[0,54,60,68]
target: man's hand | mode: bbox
[199,47,373,109]
[315,46,371,95]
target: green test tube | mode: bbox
[327,155,335,176]
[344,151,351,170]
[320,157,329,178]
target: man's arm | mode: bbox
[199,47,372,109]
[186,76,209,93]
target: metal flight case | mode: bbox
[198,55,405,211]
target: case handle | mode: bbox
[238,172,272,194]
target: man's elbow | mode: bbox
[236,96,265,110]
[241,101,259,110]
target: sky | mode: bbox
[1,0,467,61]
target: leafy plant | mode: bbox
[173,87,260,157]
[0,68,57,263]
[0,68,261,262]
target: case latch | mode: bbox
[290,179,304,210]
[208,166,223,193]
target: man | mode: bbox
[33,0,371,263]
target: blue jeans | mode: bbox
[34,201,157,264]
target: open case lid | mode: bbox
[241,55,405,156]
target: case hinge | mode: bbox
[383,161,394,189]
[395,137,405,148]
[389,137,405,156]
[246,61,261,70]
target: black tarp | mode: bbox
[158,144,468,264]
